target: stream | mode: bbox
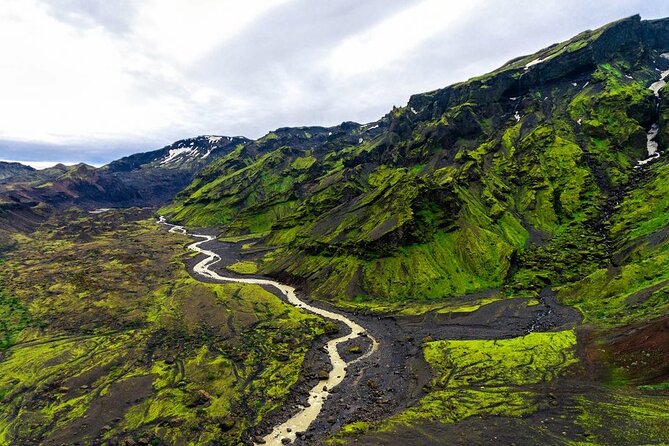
[157,216,379,445]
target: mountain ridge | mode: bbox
[161,14,669,307]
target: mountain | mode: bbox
[106,135,249,172]
[0,162,35,182]
[0,135,248,230]
[101,134,250,205]
[164,15,669,305]
[3,14,669,446]
[154,16,669,442]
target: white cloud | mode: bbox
[0,0,289,146]
[0,0,181,143]
[324,0,482,78]
[132,0,290,65]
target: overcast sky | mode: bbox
[2,0,669,166]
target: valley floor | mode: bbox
[0,209,668,445]
[179,226,669,446]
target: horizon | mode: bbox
[2,1,669,166]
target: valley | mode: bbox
[1,13,669,446]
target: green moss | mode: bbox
[0,211,327,445]
[227,260,258,274]
[573,393,669,444]
[610,162,669,245]
[0,283,29,349]
[404,330,577,425]
[557,248,669,327]
[334,331,577,440]
[639,381,669,391]
[290,156,316,170]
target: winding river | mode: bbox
[157,217,378,445]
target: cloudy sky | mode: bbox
[1,0,669,166]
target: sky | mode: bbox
[1,0,669,167]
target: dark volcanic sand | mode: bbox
[176,232,583,445]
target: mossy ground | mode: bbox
[331,329,669,446]
[330,331,578,442]
[0,209,327,445]
[226,260,258,275]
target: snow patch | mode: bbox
[624,74,634,80]
[571,82,578,87]
[635,153,660,168]
[636,124,662,168]
[524,57,546,69]
[89,208,111,214]
[358,138,363,144]
[649,69,669,97]
[514,111,521,122]
[582,81,589,90]
[365,124,379,132]
[161,148,195,164]
[410,107,419,114]
[207,136,222,144]
[577,119,582,126]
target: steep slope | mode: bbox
[164,15,669,306]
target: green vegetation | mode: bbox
[0,210,327,445]
[227,260,259,274]
[0,277,28,349]
[572,393,669,445]
[332,331,578,442]
[397,331,578,423]
[610,162,669,245]
[165,59,653,308]
[557,250,669,327]
[333,293,505,316]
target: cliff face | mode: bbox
[163,15,669,306]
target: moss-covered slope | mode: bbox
[163,15,669,306]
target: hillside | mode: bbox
[164,15,669,307]
[0,162,35,182]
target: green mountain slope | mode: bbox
[164,15,669,307]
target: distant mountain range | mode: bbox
[0,135,248,230]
